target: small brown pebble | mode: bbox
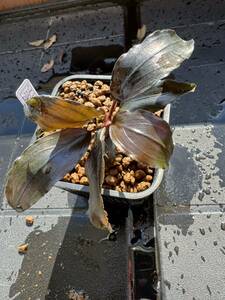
[102,84,110,93]
[94,80,103,87]
[130,170,135,176]
[146,167,154,174]
[115,186,122,192]
[18,243,28,254]
[134,170,146,181]
[123,173,135,185]
[63,93,70,99]
[122,156,132,168]
[84,101,95,108]
[90,97,102,107]
[146,175,153,182]
[68,92,75,99]
[103,98,112,107]
[120,180,127,192]
[75,164,81,172]
[115,154,123,163]
[62,81,73,87]
[70,84,78,91]
[136,182,150,192]
[105,175,117,186]
[71,173,79,183]
[80,176,89,185]
[109,168,118,176]
[77,167,85,177]
[87,83,93,89]
[98,95,106,102]
[86,123,96,131]
[25,216,34,226]
[76,98,84,104]
[154,109,163,117]
[64,86,70,93]
[100,106,109,113]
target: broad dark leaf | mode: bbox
[25,95,104,131]
[111,29,194,102]
[85,128,112,232]
[121,79,196,112]
[109,109,173,168]
[5,129,90,211]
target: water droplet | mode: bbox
[199,228,205,235]
[198,191,205,201]
[201,256,206,262]
[221,223,225,231]
[174,246,179,256]
[213,241,218,246]
[205,173,211,180]
[191,129,196,133]
[203,188,211,195]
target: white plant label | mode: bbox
[16,79,38,105]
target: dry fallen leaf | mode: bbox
[25,216,34,226]
[41,59,54,73]
[18,243,28,254]
[43,34,57,50]
[29,39,45,47]
[137,24,147,41]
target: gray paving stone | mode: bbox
[140,0,225,28]
[48,5,124,45]
[0,50,42,92]
[155,123,225,207]
[0,16,50,53]
[0,98,24,136]
[0,213,128,300]
[170,63,225,126]
[155,210,225,299]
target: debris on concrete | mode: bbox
[41,59,54,72]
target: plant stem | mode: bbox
[103,99,117,127]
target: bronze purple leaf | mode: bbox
[111,29,194,104]
[5,128,90,211]
[109,109,173,169]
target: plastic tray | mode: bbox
[51,74,171,203]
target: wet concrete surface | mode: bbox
[140,0,225,298]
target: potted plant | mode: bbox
[5,29,196,233]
